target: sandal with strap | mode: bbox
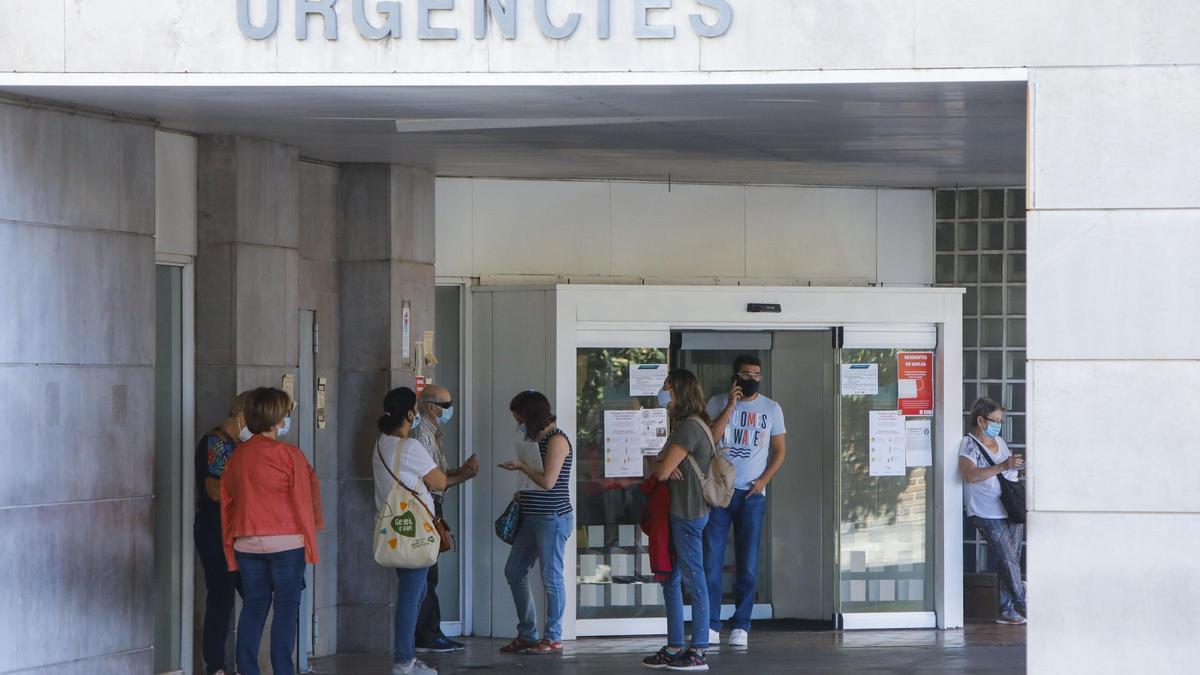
[524,639,563,654]
[500,637,537,653]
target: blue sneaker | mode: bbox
[415,637,463,653]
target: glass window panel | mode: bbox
[956,255,978,283]
[936,255,955,284]
[981,189,1005,218]
[1007,254,1026,283]
[1008,318,1026,348]
[1007,189,1026,219]
[837,348,934,613]
[1007,351,1026,380]
[1006,383,1026,413]
[980,318,1004,347]
[957,222,979,251]
[1007,221,1027,251]
[963,286,978,316]
[964,544,977,574]
[963,318,979,346]
[957,189,979,219]
[979,287,1004,315]
[936,190,957,220]
[979,382,1003,403]
[963,349,978,380]
[964,383,977,406]
[936,221,956,251]
[1007,286,1026,315]
[575,346,670,620]
[981,221,1005,250]
[979,350,1004,380]
[1009,415,1027,445]
[980,255,1005,283]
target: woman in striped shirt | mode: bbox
[497,390,574,655]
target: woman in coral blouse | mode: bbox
[221,387,323,675]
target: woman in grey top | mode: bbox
[642,368,714,672]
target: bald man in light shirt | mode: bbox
[409,384,479,653]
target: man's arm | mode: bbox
[708,384,743,440]
[749,433,787,496]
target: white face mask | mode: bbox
[238,426,253,442]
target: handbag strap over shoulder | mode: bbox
[683,416,716,479]
[377,438,437,521]
[969,434,1004,470]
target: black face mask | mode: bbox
[736,377,760,397]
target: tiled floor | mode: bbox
[311,621,1025,674]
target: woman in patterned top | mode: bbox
[193,390,252,675]
[498,390,574,655]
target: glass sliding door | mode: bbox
[835,348,936,619]
[434,285,463,627]
[575,346,669,629]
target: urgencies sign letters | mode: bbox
[238,0,734,41]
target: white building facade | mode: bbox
[2,2,1198,673]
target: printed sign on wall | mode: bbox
[897,352,935,416]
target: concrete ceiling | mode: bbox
[5,82,1027,188]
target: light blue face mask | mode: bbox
[238,426,253,442]
[438,406,454,425]
[657,390,672,408]
[984,421,1003,438]
[517,422,528,438]
[277,416,292,438]
[412,412,423,430]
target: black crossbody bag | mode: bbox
[970,435,1027,524]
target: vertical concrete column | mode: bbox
[0,102,157,672]
[194,135,300,670]
[336,165,435,652]
[1026,65,1200,673]
[195,135,300,430]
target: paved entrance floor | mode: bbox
[311,622,1025,674]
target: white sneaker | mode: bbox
[685,629,722,647]
[392,658,438,675]
[729,628,749,648]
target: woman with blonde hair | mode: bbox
[221,387,323,675]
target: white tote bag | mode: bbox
[373,441,440,569]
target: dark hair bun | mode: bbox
[378,387,418,434]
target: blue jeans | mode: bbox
[703,488,766,632]
[664,513,710,650]
[235,547,306,675]
[394,566,430,663]
[195,513,238,674]
[970,516,1027,615]
[504,512,572,641]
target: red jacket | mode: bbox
[640,476,672,582]
[220,435,324,571]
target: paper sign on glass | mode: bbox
[841,364,879,396]
[905,418,933,467]
[868,410,906,476]
[630,364,669,396]
[604,410,644,478]
[897,352,935,415]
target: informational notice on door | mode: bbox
[630,364,669,396]
[905,418,933,467]
[401,303,411,359]
[841,364,879,396]
[604,408,669,477]
[897,352,935,416]
[868,410,907,476]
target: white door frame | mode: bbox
[156,254,197,675]
[552,285,965,636]
[436,278,475,637]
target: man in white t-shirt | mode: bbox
[702,355,787,649]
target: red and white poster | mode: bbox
[414,375,426,394]
[897,352,934,416]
